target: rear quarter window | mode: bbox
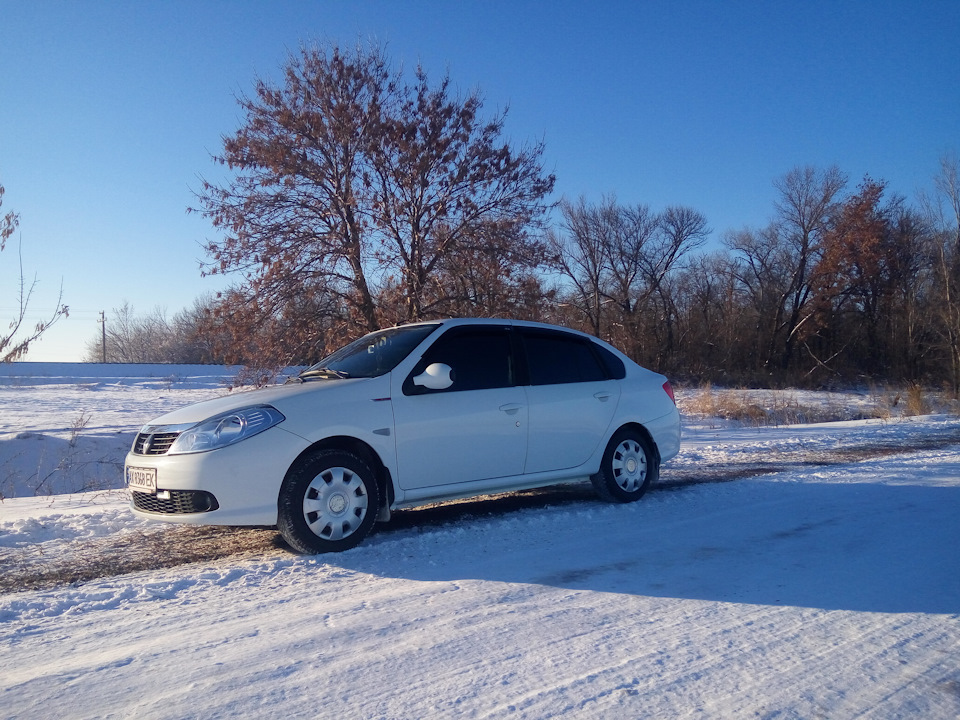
[591,341,626,380]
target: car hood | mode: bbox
[140,377,383,428]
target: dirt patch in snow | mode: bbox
[0,525,284,594]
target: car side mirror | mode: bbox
[412,363,454,390]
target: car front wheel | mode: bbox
[277,448,380,553]
[591,428,658,503]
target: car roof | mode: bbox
[432,317,593,337]
[379,318,623,356]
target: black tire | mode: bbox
[277,448,380,554]
[591,428,658,503]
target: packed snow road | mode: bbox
[2,440,960,718]
[1,370,960,718]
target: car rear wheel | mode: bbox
[278,448,380,553]
[591,428,658,503]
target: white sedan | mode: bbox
[125,319,681,553]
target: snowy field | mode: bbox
[1,364,960,718]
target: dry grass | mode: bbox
[680,383,844,426]
[680,382,957,427]
[907,383,932,416]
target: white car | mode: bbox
[125,319,681,553]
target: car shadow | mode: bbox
[324,476,960,615]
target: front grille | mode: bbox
[132,490,219,514]
[133,432,180,455]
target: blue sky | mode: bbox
[1,0,958,361]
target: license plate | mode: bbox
[127,466,157,493]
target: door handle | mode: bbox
[499,403,523,415]
[594,392,612,402]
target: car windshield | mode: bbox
[300,323,441,380]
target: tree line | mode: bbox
[553,163,960,391]
[81,299,214,364]
[75,42,960,390]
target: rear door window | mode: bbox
[521,330,608,386]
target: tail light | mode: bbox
[662,380,676,405]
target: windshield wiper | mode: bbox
[298,367,351,381]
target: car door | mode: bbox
[519,329,621,474]
[392,325,528,490]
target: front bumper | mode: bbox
[125,425,310,526]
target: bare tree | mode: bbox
[547,196,613,337]
[726,166,847,372]
[881,200,934,379]
[431,221,552,323]
[604,201,659,318]
[194,41,554,360]
[673,251,743,375]
[83,302,163,363]
[367,67,555,321]
[168,296,220,363]
[724,224,793,372]
[924,153,960,393]
[772,165,847,369]
[1,183,68,362]
[641,205,709,362]
[83,301,220,364]
[548,196,707,364]
[196,283,347,368]
[934,152,960,252]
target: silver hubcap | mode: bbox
[303,467,368,541]
[612,438,647,492]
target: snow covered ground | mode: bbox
[1,365,959,718]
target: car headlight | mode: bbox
[167,405,286,455]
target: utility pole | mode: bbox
[99,311,106,363]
